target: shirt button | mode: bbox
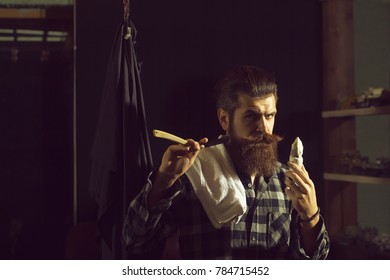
[248,183,252,188]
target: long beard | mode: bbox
[226,129,282,178]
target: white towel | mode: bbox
[185,143,247,229]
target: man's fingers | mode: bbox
[285,186,299,200]
[285,171,309,194]
[287,161,311,185]
[302,164,310,176]
[285,179,298,194]
[285,176,302,195]
[167,137,208,159]
[185,139,203,153]
[169,144,191,153]
[199,137,208,147]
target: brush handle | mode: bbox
[289,137,304,166]
[152,129,187,145]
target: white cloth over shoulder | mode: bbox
[185,143,247,229]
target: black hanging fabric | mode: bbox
[89,19,153,259]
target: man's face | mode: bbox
[218,93,280,177]
[229,93,277,139]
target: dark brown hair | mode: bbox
[214,65,278,115]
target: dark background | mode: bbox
[1,0,323,259]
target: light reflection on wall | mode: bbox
[0,0,73,6]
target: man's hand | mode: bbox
[285,161,322,256]
[284,161,319,225]
[148,137,208,208]
[158,138,208,185]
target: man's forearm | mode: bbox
[147,171,178,209]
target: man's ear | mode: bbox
[217,108,229,132]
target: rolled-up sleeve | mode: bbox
[122,171,183,253]
[290,214,330,259]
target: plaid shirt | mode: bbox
[122,162,330,259]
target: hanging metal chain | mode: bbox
[123,0,130,21]
[123,0,132,39]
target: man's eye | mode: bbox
[244,114,257,120]
[265,114,275,119]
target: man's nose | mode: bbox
[256,116,268,133]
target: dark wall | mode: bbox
[76,0,323,221]
[75,0,122,222]
[0,39,73,259]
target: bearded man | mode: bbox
[122,65,330,259]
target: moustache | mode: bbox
[254,132,283,144]
[231,132,283,146]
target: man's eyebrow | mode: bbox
[244,108,277,114]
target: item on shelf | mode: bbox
[338,95,356,110]
[339,151,390,177]
[334,225,390,253]
[353,87,390,108]
[372,233,390,253]
[365,157,390,177]
[378,157,390,177]
[339,150,368,175]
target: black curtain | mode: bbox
[89,19,153,259]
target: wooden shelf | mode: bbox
[322,105,390,118]
[324,173,390,185]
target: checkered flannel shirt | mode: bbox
[122,162,330,259]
